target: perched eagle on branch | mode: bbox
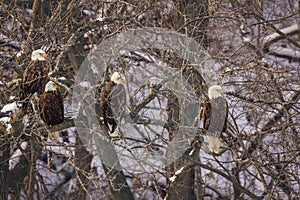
[98,72,127,137]
[21,49,49,100]
[38,81,64,126]
[201,85,228,152]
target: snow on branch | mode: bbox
[9,141,28,171]
[169,166,185,183]
[263,24,300,47]
[269,47,300,61]
[1,102,21,113]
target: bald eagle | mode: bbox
[201,85,228,152]
[98,72,127,137]
[21,49,49,100]
[38,81,64,126]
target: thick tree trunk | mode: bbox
[74,134,93,199]
[165,91,197,200]
[166,1,209,199]
[0,124,9,200]
[94,136,134,200]
[174,0,209,47]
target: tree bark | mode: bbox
[166,1,209,199]
[94,136,134,200]
[174,0,209,47]
[74,134,93,199]
[0,124,9,200]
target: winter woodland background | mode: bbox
[0,0,299,199]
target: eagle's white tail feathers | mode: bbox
[207,134,221,152]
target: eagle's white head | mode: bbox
[31,49,47,61]
[45,81,58,92]
[208,85,224,99]
[111,72,127,85]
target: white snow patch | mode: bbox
[58,77,67,81]
[263,24,300,45]
[79,81,91,88]
[271,46,300,59]
[242,36,251,43]
[9,149,22,170]
[83,32,89,38]
[0,117,10,124]
[127,6,133,12]
[169,166,184,183]
[103,24,108,30]
[169,176,176,183]
[1,102,21,113]
[0,117,11,132]
[9,141,28,171]
[64,104,76,119]
[67,127,77,145]
[67,178,77,194]
[84,30,93,38]
[137,14,145,21]
[20,142,27,149]
[46,142,75,158]
[189,148,195,156]
[0,34,8,40]
[96,16,104,22]
[22,115,29,126]
[83,9,95,16]
[26,9,32,14]
[9,96,16,100]
[16,50,24,58]
[240,24,244,30]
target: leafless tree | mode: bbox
[0,0,299,199]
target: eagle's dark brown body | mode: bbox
[38,91,64,126]
[97,72,126,137]
[200,85,228,151]
[202,96,228,133]
[99,80,118,134]
[21,60,49,99]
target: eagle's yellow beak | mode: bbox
[41,53,47,59]
[218,89,224,94]
[54,83,61,89]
